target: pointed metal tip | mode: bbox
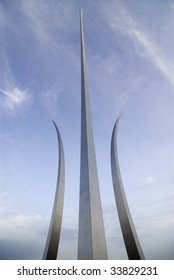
[52,121,61,143]
[112,113,124,137]
[79,7,82,16]
[115,113,123,127]
[52,121,58,131]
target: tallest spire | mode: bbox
[80,8,88,88]
[78,9,108,260]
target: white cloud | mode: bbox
[13,214,41,226]
[141,176,156,185]
[0,87,32,114]
[0,213,42,242]
[0,213,41,228]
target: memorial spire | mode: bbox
[78,9,108,260]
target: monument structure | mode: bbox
[42,9,145,261]
[43,121,65,260]
[111,117,145,260]
[77,9,108,260]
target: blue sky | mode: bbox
[0,0,174,260]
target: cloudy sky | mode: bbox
[0,0,174,260]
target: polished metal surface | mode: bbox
[43,121,65,260]
[111,117,145,260]
[78,9,108,260]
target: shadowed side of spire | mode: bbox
[111,117,145,260]
[43,121,65,260]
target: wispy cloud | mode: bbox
[0,14,32,116]
[0,1,75,118]
[21,0,73,49]
[106,4,174,87]
[43,86,62,115]
[0,88,32,114]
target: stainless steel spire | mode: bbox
[43,121,65,260]
[78,9,108,260]
[111,117,145,260]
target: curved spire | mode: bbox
[111,116,145,260]
[43,121,65,260]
